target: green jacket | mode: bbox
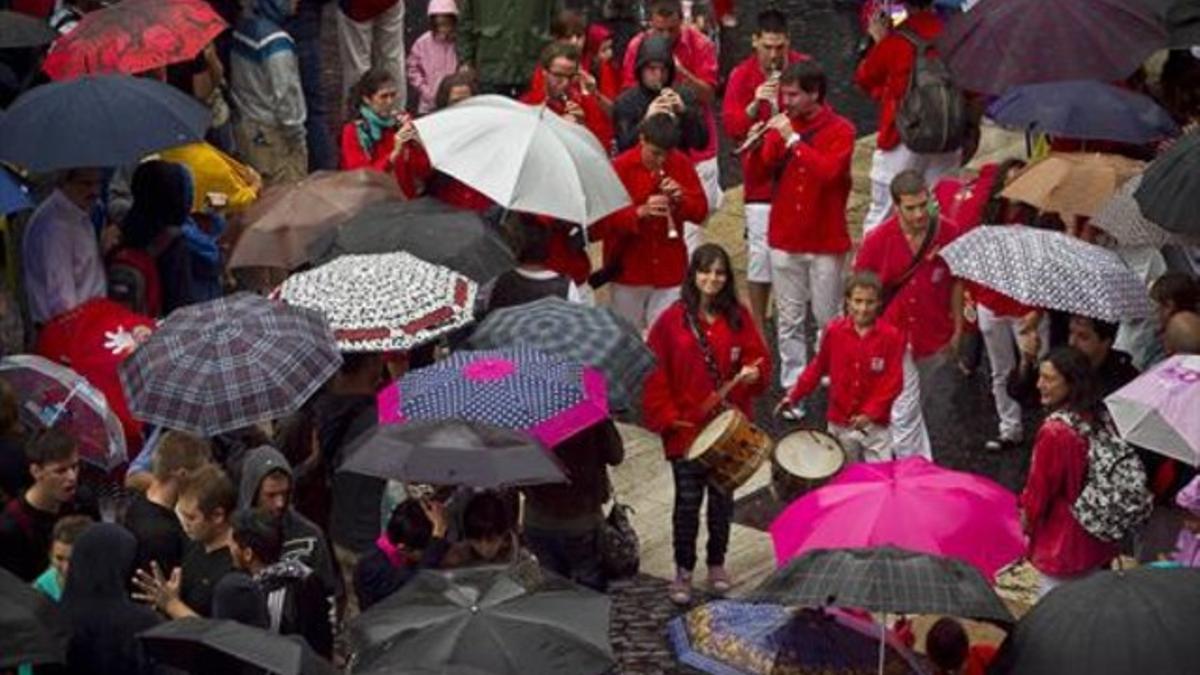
[457,0,557,89]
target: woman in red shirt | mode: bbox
[1020,346,1117,598]
[339,69,430,198]
[642,244,771,605]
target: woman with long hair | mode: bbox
[339,69,428,198]
[642,243,771,605]
[1020,346,1118,597]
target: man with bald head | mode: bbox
[1165,311,1200,356]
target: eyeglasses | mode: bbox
[546,70,577,80]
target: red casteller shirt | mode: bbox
[722,51,810,204]
[750,105,856,255]
[621,27,719,162]
[594,144,708,288]
[519,86,614,153]
[643,302,771,459]
[854,215,961,359]
[339,122,432,199]
[527,61,621,111]
[785,316,905,427]
[853,10,944,151]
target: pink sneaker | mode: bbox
[669,569,693,605]
[707,565,732,594]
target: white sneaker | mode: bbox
[780,403,806,421]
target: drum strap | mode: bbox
[685,310,731,407]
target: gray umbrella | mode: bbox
[338,420,567,489]
[1092,175,1200,248]
[349,565,614,675]
[0,568,69,669]
[138,617,336,675]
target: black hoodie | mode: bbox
[612,34,709,153]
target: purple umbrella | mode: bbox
[988,80,1178,144]
[1106,355,1200,466]
[937,0,1167,95]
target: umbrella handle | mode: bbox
[878,611,886,675]
[43,383,82,428]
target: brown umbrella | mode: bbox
[1000,152,1144,218]
[229,169,402,270]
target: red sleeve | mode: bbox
[642,312,681,434]
[395,143,434,199]
[598,60,621,101]
[670,155,709,224]
[795,119,856,182]
[589,204,639,242]
[687,30,719,88]
[860,329,905,423]
[1020,420,1073,531]
[527,68,546,101]
[582,95,614,150]
[788,328,831,404]
[621,34,641,89]
[854,37,899,100]
[731,307,771,401]
[751,128,789,172]
[722,63,757,140]
[339,122,392,172]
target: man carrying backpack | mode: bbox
[854,0,968,234]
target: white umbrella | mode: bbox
[1105,355,1200,466]
[938,225,1153,323]
[412,95,630,225]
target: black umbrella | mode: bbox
[338,419,567,489]
[310,197,515,283]
[138,617,336,675]
[1134,130,1200,235]
[989,567,1200,675]
[348,565,614,675]
[0,74,210,172]
[0,567,70,669]
[1167,0,1200,47]
[748,547,1015,624]
[0,10,57,49]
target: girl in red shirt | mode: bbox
[339,69,431,198]
[643,244,771,605]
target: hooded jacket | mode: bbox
[407,0,460,114]
[255,558,333,658]
[456,0,556,89]
[61,524,162,675]
[231,0,306,132]
[237,446,340,603]
[612,35,708,153]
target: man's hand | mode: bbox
[132,562,188,617]
[767,112,794,141]
[645,96,676,119]
[639,195,671,219]
[773,396,793,416]
[1016,311,1043,363]
[660,177,683,201]
[420,498,449,539]
[754,78,779,105]
[578,70,598,96]
[867,11,890,43]
[563,100,587,125]
[848,414,872,431]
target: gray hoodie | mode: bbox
[238,446,340,601]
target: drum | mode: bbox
[686,409,774,493]
[770,429,846,504]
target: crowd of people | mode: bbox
[1,0,1200,673]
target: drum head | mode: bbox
[776,430,844,479]
[686,409,739,460]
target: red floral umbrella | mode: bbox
[42,0,227,81]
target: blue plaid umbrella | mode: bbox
[377,345,608,448]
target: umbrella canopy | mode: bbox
[988,567,1200,675]
[0,165,32,215]
[749,547,1014,624]
[338,420,566,489]
[1168,0,1200,47]
[378,345,608,448]
[1134,130,1200,235]
[158,142,261,214]
[412,95,630,225]
[669,601,923,675]
[119,292,342,436]
[35,298,156,447]
[348,566,614,675]
[769,458,1024,581]
[0,567,69,669]
[0,354,127,469]
[1106,355,1200,466]
[42,0,227,80]
[1092,174,1200,248]
[987,80,1178,144]
[939,225,1154,323]
[1000,152,1144,218]
[310,197,515,283]
[467,296,654,413]
[272,252,476,353]
[0,10,57,49]
[230,169,403,270]
[937,0,1167,95]
[138,617,335,675]
[0,74,210,172]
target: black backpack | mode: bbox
[894,29,969,154]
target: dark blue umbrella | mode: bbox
[988,80,1178,144]
[0,74,210,172]
[0,166,31,215]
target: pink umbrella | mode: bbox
[769,457,1024,581]
[1106,355,1200,466]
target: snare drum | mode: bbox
[686,409,774,493]
[770,430,846,504]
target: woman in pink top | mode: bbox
[407,0,459,114]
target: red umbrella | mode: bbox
[42,0,226,80]
[35,298,156,449]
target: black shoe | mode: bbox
[984,436,1021,452]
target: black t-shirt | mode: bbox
[180,542,235,617]
[0,495,90,582]
[123,493,187,574]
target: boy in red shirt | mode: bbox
[520,43,614,151]
[776,271,904,462]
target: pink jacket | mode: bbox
[407,31,458,114]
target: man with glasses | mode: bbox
[521,43,613,149]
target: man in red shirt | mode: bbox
[595,113,708,331]
[777,271,904,462]
[854,0,960,233]
[622,0,720,256]
[520,43,614,152]
[854,170,963,460]
[749,60,856,420]
[722,9,808,337]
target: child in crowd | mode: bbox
[441,491,531,569]
[925,617,997,675]
[354,498,449,611]
[407,0,459,115]
[33,515,93,602]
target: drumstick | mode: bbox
[715,358,764,400]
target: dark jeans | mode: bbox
[286,0,337,171]
[525,525,607,592]
[672,459,733,572]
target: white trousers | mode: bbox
[744,203,772,284]
[829,422,892,463]
[684,156,722,256]
[978,305,1048,441]
[863,143,960,234]
[769,249,845,389]
[337,2,407,109]
[890,348,943,461]
[610,284,680,333]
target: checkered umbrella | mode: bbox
[749,547,1014,624]
[378,345,608,448]
[119,292,342,436]
[1093,175,1200,248]
[467,297,654,413]
[272,252,476,353]
[939,225,1153,323]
